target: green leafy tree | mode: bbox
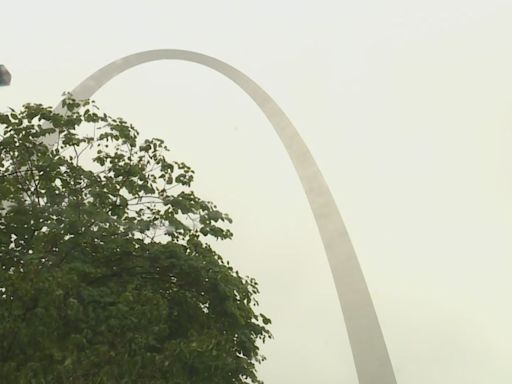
[0,97,271,383]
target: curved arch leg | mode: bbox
[46,50,397,384]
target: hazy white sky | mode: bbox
[2,1,512,382]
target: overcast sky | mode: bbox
[2,1,512,382]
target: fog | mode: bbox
[2,1,512,382]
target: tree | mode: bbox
[0,96,272,383]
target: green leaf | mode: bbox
[0,97,271,384]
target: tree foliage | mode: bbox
[0,97,271,383]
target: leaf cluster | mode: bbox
[0,97,271,383]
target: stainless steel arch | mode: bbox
[45,49,396,384]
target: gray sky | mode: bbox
[2,1,512,382]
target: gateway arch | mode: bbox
[45,49,396,384]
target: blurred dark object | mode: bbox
[0,65,11,86]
